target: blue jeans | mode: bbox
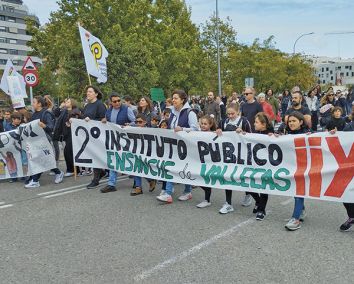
[292,197,305,219]
[165,181,192,196]
[134,176,142,188]
[108,170,118,186]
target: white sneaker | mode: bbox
[178,193,192,201]
[64,172,74,177]
[241,194,252,207]
[25,180,40,188]
[196,200,211,208]
[159,190,166,196]
[285,218,301,231]
[54,171,64,184]
[219,203,234,214]
[156,194,173,203]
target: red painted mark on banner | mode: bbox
[308,137,323,197]
[325,137,354,198]
[294,138,307,196]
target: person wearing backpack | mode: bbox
[25,96,64,188]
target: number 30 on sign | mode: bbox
[23,71,39,87]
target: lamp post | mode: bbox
[216,0,222,97]
[293,32,314,55]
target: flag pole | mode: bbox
[87,73,92,85]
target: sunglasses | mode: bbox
[328,94,334,97]
[111,99,121,103]
[244,93,253,96]
[135,120,145,124]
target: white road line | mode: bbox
[37,176,127,196]
[42,188,86,199]
[42,177,129,199]
[281,198,294,206]
[0,204,14,209]
[134,217,255,282]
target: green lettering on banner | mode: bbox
[199,164,291,193]
[274,168,291,191]
[107,151,115,170]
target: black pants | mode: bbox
[64,137,74,173]
[92,168,105,183]
[31,167,61,182]
[257,194,269,213]
[226,190,260,205]
[201,187,211,202]
[343,203,354,218]
[311,111,318,132]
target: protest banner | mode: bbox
[0,120,56,180]
[0,59,27,98]
[71,119,354,202]
[78,25,109,84]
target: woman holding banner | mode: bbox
[137,96,155,127]
[156,90,199,203]
[284,111,308,231]
[83,85,107,189]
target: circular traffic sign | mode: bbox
[23,71,39,87]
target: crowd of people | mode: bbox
[0,84,354,232]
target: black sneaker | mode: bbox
[100,185,117,193]
[256,212,266,221]
[340,218,354,232]
[253,205,258,214]
[87,181,99,189]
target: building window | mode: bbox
[0,59,7,65]
[3,6,15,13]
[0,26,6,32]
[8,27,17,33]
[322,80,325,84]
[350,66,353,70]
[7,17,16,23]
[330,70,333,74]
[331,76,333,80]
[0,15,5,21]
[9,39,17,44]
[338,66,341,70]
[322,68,324,72]
[347,72,349,76]
[326,67,329,71]
[0,48,8,54]
[9,49,18,55]
[0,37,5,43]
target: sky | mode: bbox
[23,0,354,59]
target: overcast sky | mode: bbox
[23,0,354,59]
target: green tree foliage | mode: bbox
[27,2,316,101]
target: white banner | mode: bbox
[0,120,56,179]
[71,119,354,203]
[79,25,109,83]
[0,59,27,98]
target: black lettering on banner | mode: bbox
[247,143,252,165]
[74,126,92,163]
[268,144,283,166]
[0,133,10,148]
[222,142,236,163]
[144,134,155,156]
[179,163,196,180]
[177,140,187,160]
[156,136,164,157]
[253,143,267,166]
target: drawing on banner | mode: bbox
[0,120,56,179]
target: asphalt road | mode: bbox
[0,163,353,284]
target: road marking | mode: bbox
[134,217,255,281]
[41,177,129,199]
[42,188,86,199]
[0,204,14,209]
[37,176,128,196]
[281,198,294,206]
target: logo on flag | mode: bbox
[79,25,109,83]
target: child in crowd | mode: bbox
[131,113,156,196]
[196,115,216,208]
[150,114,160,128]
[252,113,274,220]
[326,106,346,132]
[162,108,171,121]
[216,103,259,214]
[159,120,168,129]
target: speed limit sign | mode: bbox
[23,71,39,87]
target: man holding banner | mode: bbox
[100,92,135,193]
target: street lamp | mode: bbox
[293,32,314,55]
[216,0,222,97]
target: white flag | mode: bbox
[0,59,27,97]
[79,25,109,83]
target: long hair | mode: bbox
[137,96,153,114]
